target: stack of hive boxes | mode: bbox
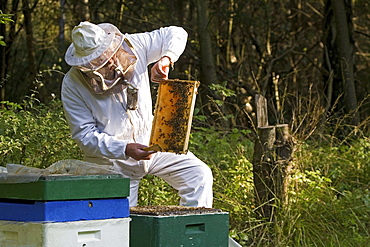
[0,174,130,247]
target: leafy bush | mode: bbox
[299,138,370,191]
[190,127,255,236]
[0,99,82,168]
[275,139,370,247]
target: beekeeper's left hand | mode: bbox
[151,56,171,82]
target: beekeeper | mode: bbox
[61,21,213,207]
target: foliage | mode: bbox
[0,98,83,168]
[190,126,255,228]
[296,138,370,192]
[274,139,370,247]
[0,11,12,25]
[0,10,13,46]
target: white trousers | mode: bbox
[111,151,213,208]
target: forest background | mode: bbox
[1,0,370,246]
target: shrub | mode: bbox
[0,99,83,168]
[276,139,370,247]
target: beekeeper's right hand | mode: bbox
[125,143,156,161]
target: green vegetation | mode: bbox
[0,10,13,46]
[0,99,369,246]
[0,98,83,167]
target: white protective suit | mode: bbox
[61,26,213,207]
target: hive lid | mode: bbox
[0,175,130,201]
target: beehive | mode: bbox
[130,205,229,247]
[149,79,200,153]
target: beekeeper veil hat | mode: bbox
[65,21,124,70]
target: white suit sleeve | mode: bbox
[61,74,128,160]
[126,26,188,65]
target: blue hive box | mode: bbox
[0,198,129,222]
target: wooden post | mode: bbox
[275,124,294,205]
[255,94,269,127]
[252,125,276,220]
[252,95,294,221]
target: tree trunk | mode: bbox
[331,0,359,125]
[275,124,294,205]
[196,0,218,86]
[0,0,7,103]
[255,94,269,127]
[22,0,38,93]
[1,0,20,102]
[225,0,235,69]
[58,0,66,54]
[324,0,359,126]
[196,0,233,127]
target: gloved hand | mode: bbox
[151,56,172,82]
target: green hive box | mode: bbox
[0,175,130,201]
[130,206,229,247]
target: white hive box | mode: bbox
[0,218,131,247]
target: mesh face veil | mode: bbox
[78,43,137,95]
[77,34,123,72]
